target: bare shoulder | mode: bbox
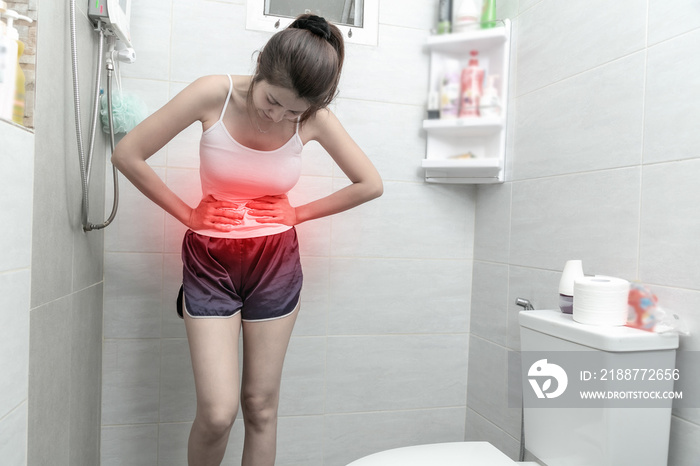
[301,107,341,143]
[178,75,231,121]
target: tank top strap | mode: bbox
[217,74,234,122]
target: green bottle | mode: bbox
[437,0,452,34]
[481,0,497,29]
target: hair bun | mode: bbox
[291,14,332,40]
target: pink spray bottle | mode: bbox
[459,50,484,117]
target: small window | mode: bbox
[246,0,378,46]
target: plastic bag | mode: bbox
[627,283,689,335]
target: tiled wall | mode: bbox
[100,1,475,465]
[467,0,700,464]
[26,1,106,465]
[0,122,33,464]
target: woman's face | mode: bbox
[252,80,311,123]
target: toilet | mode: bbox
[347,310,679,466]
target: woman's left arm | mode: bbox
[249,109,383,225]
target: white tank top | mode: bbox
[194,75,303,239]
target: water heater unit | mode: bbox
[88,0,132,47]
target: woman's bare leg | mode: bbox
[240,304,299,466]
[185,312,242,466]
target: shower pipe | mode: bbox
[70,0,120,232]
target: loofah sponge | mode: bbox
[100,90,147,134]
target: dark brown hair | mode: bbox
[247,14,345,124]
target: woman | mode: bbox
[112,14,382,466]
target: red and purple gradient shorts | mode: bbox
[181,228,303,321]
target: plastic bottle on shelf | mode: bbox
[427,90,440,119]
[437,0,452,34]
[459,50,484,118]
[0,8,32,124]
[0,2,13,121]
[439,60,461,119]
[480,0,497,29]
[479,75,500,118]
[453,0,481,33]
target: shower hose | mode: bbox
[69,0,119,232]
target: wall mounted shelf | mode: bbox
[422,19,511,184]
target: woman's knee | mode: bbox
[195,403,238,438]
[241,392,279,429]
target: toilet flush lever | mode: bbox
[515,298,535,310]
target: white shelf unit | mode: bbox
[422,19,512,184]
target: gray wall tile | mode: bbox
[328,257,471,335]
[474,183,511,263]
[326,335,468,413]
[0,271,30,418]
[379,0,438,30]
[340,25,429,106]
[513,53,645,180]
[668,415,700,466]
[466,336,520,440]
[507,266,561,350]
[510,169,640,279]
[101,424,159,466]
[28,299,72,466]
[69,284,103,466]
[330,180,475,259]
[276,416,325,466]
[643,29,700,164]
[104,168,166,253]
[294,256,330,337]
[101,339,161,425]
[0,124,33,272]
[0,402,27,466]
[170,0,267,82]
[280,337,326,416]
[470,261,509,346]
[334,98,427,183]
[159,338,196,423]
[517,0,646,95]
[104,252,163,339]
[640,160,700,288]
[648,0,700,45]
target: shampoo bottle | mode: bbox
[459,50,484,118]
[0,9,31,123]
[479,75,501,118]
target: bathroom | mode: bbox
[1,0,699,464]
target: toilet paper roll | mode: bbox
[573,276,629,326]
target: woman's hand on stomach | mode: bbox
[246,194,297,226]
[188,195,245,231]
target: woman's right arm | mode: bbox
[112,75,241,231]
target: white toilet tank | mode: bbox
[519,310,679,466]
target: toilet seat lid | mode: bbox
[346,442,516,465]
